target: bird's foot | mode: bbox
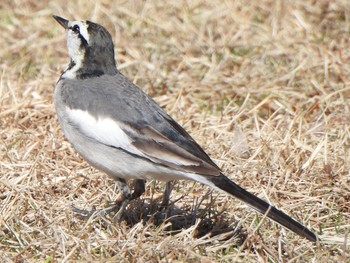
[112,199,129,223]
[70,194,128,221]
[70,205,97,219]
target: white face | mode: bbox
[62,20,90,79]
[66,21,90,63]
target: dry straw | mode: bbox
[1,0,350,262]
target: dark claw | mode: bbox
[70,201,126,220]
[70,205,97,219]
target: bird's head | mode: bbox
[53,15,117,79]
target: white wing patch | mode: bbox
[65,108,209,169]
[65,108,144,156]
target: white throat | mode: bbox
[61,59,82,79]
[62,21,90,79]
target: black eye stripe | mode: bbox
[70,25,80,33]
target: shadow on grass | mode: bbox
[70,196,245,244]
[119,197,246,244]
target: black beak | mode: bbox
[53,15,69,29]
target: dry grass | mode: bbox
[1,0,350,261]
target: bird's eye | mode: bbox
[71,25,80,33]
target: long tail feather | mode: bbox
[210,174,317,242]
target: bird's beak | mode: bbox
[53,15,69,29]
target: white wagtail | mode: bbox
[53,15,317,242]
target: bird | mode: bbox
[52,15,317,242]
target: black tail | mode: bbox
[210,174,317,242]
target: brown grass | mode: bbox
[1,0,350,261]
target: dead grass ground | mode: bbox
[1,0,350,262]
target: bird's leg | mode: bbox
[161,181,174,207]
[111,179,146,222]
[131,179,146,200]
[107,178,130,222]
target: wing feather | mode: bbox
[60,73,222,176]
